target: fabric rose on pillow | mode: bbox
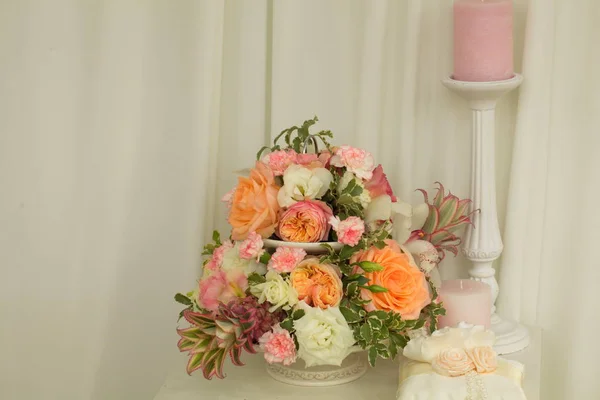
[277,200,332,243]
[432,348,475,377]
[290,258,343,308]
[467,346,497,373]
[228,161,280,240]
[350,239,431,319]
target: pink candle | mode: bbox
[453,0,514,82]
[437,279,491,329]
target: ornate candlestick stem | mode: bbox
[442,74,529,354]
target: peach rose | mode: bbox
[467,346,497,373]
[290,258,343,308]
[350,240,431,319]
[228,161,281,240]
[432,348,475,377]
[277,200,332,243]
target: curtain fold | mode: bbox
[1,0,596,399]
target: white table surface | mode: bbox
[154,327,542,400]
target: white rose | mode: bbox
[250,271,298,312]
[337,171,371,208]
[277,164,333,207]
[221,244,267,276]
[293,302,356,367]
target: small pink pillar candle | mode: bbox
[453,0,514,82]
[437,279,492,329]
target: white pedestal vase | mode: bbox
[262,239,367,386]
[265,350,367,387]
[442,75,529,355]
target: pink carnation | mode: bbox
[259,324,297,366]
[239,231,264,260]
[330,216,365,247]
[365,165,396,201]
[198,270,248,312]
[268,246,306,273]
[221,187,236,208]
[262,150,297,176]
[212,240,234,268]
[330,145,375,180]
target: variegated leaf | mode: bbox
[422,205,440,234]
[437,195,459,228]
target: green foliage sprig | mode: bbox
[256,116,333,160]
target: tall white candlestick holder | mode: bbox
[442,74,529,355]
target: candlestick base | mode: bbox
[491,314,530,355]
[442,74,523,110]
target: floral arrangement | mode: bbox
[175,117,473,379]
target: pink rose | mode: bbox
[365,165,396,201]
[330,145,375,180]
[198,270,248,312]
[467,346,497,373]
[239,231,264,260]
[330,216,365,247]
[259,324,297,366]
[268,246,307,273]
[277,200,333,243]
[262,150,297,176]
[432,348,475,377]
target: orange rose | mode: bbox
[290,258,342,308]
[228,161,280,240]
[350,239,431,319]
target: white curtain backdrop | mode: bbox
[0,0,596,399]
[496,0,600,398]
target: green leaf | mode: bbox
[379,325,389,339]
[360,324,372,342]
[373,240,387,249]
[357,276,370,286]
[360,284,388,293]
[354,261,384,272]
[342,179,357,195]
[346,281,359,297]
[339,245,360,260]
[368,346,378,367]
[319,242,335,253]
[259,252,271,265]
[248,273,266,285]
[350,184,363,197]
[367,318,382,331]
[212,231,221,245]
[175,293,193,306]
[337,194,354,205]
[389,332,408,348]
[368,310,389,320]
[280,318,294,333]
[340,306,362,323]
[256,146,270,160]
[413,319,426,330]
[388,341,398,360]
[292,309,306,320]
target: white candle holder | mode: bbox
[442,74,529,355]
